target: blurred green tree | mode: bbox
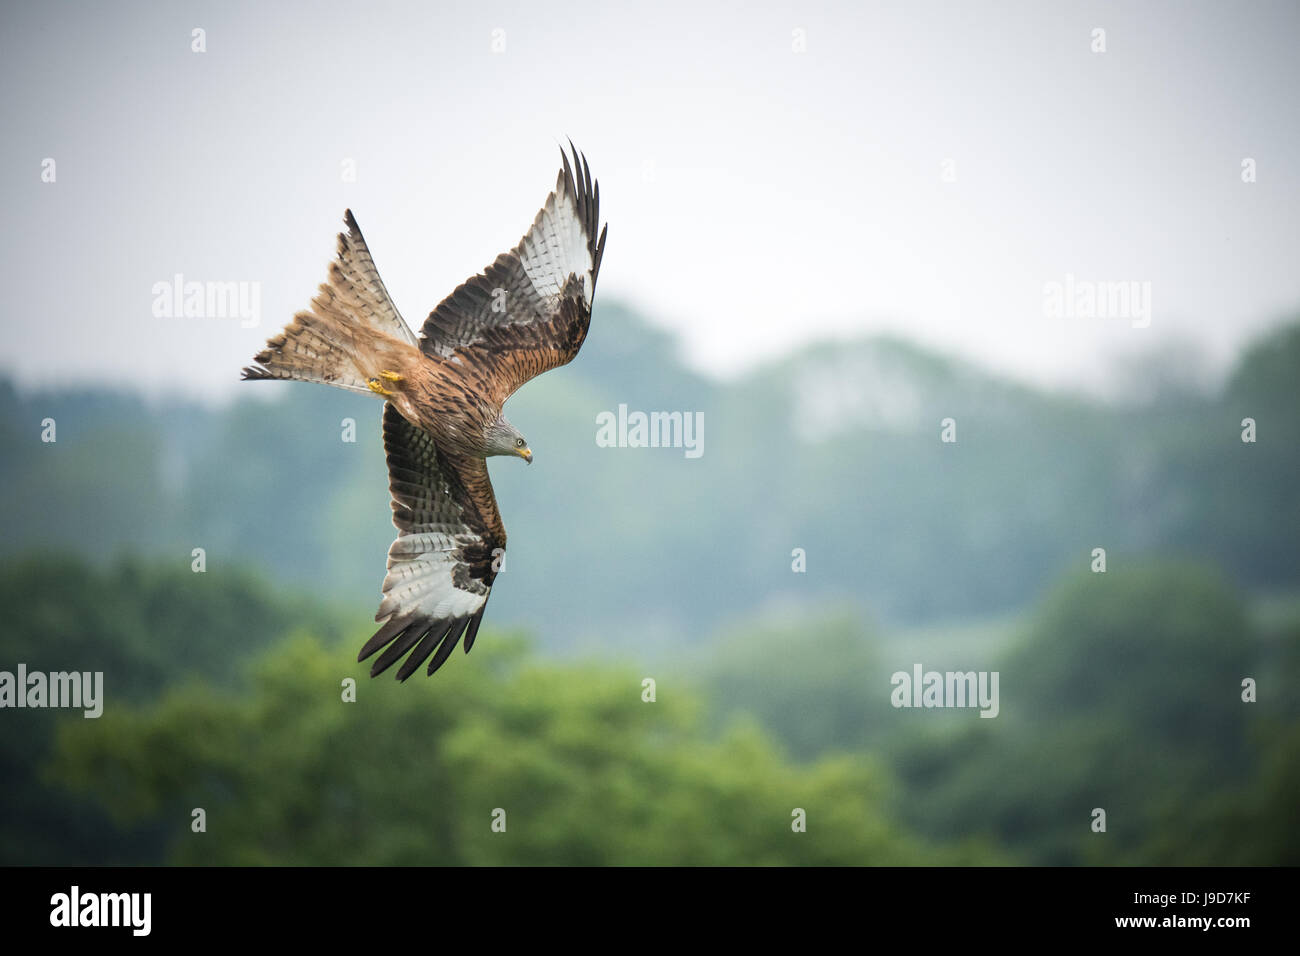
[0,554,341,864]
[49,632,969,866]
[887,561,1289,865]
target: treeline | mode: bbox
[3,556,971,866]
[691,562,1298,865]
[3,552,1295,865]
[1,310,1298,655]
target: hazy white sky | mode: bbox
[2,0,1297,401]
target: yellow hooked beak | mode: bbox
[518,446,533,464]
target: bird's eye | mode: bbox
[516,438,525,447]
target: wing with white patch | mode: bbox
[357,403,504,680]
[418,143,607,403]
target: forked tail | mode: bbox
[241,209,419,393]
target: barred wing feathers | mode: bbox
[418,143,607,404]
[357,403,504,681]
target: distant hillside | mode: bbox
[1,304,1297,653]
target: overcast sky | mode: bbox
[2,0,1297,402]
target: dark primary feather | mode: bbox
[395,619,454,682]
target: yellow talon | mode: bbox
[379,370,403,383]
[367,377,391,396]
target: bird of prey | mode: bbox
[241,145,606,680]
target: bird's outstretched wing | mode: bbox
[418,143,608,405]
[358,403,505,680]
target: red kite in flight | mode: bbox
[243,145,606,680]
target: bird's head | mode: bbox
[486,416,532,464]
